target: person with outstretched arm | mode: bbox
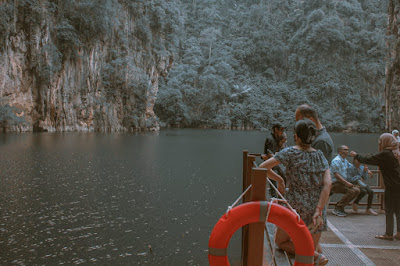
[350,133,400,240]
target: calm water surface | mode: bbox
[0,129,381,265]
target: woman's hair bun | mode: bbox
[295,119,317,145]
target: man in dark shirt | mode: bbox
[263,123,285,157]
[295,104,334,163]
[261,123,286,197]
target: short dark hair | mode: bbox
[337,145,347,153]
[297,104,319,121]
[272,123,284,131]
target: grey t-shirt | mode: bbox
[312,127,334,164]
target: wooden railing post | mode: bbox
[241,152,255,266]
[247,167,267,266]
[245,155,256,203]
[242,150,249,201]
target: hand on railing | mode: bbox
[277,180,286,195]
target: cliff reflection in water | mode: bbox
[0,130,381,265]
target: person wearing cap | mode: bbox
[392,130,400,142]
[261,123,286,197]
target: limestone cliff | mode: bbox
[0,1,177,132]
[386,0,400,131]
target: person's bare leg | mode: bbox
[312,233,329,264]
[316,243,322,253]
[275,228,325,261]
[312,233,322,252]
[274,227,295,254]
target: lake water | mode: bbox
[0,129,382,265]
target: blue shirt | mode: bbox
[347,164,368,183]
[330,155,352,183]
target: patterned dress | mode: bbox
[274,146,329,232]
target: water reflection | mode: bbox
[0,130,382,265]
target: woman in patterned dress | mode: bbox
[259,118,332,265]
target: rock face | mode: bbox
[386,0,400,131]
[0,2,174,132]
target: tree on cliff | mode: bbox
[385,0,400,131]
[155,0,388,132]
[0,0,390,132]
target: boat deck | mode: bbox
[264,208,400,265]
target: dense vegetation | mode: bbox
[0,0,389,132]
[154,0,388,132]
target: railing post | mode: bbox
[242,150,249,201]
[247,167,267,266]
[241,152,255,266]
[245,155,256,203]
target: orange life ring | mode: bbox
[208,201,314,266]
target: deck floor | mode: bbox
[263,208,400,265]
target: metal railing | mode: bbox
[241,151,267,266]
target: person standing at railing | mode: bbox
[261,123,287,197]
[259,118,332,265]
[350,133,400,241]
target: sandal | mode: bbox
[314,252,329,265]
[375,234,394,240]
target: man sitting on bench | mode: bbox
[330,145,360,217]
[347,157,378,215]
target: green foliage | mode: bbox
[101,53,150,110]
[154,0,388,132]
[134,18,152,44]
[54,19,81,54]
[154,85,190,126]
[33,43,62,87]
[67,0,114,43]
[0,0,388,132]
